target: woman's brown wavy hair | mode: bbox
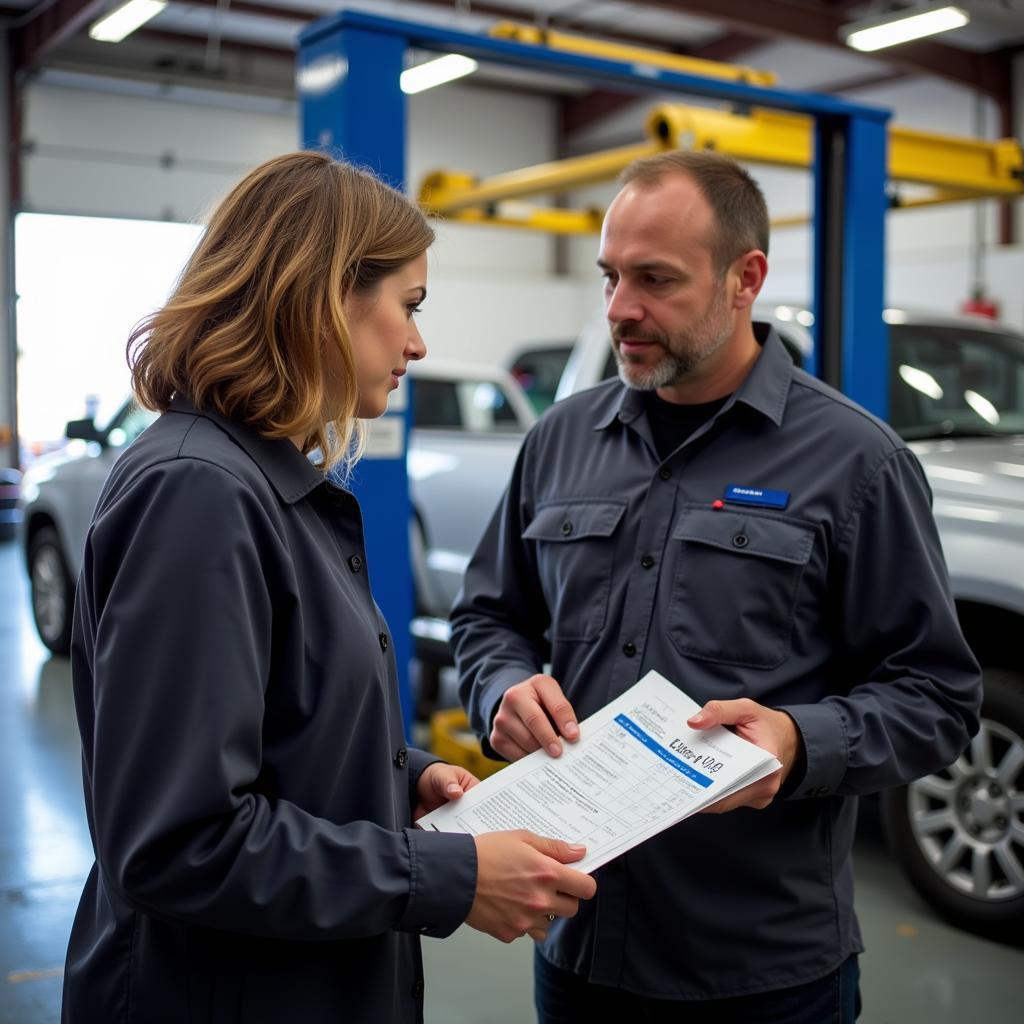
[128,151,434,471]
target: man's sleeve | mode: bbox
[78,458,476,941]
[779,447,982,799]
[450,439,551,758]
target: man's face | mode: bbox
[598,175,735,391]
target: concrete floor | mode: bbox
[1,539,1019,1022]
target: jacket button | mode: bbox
[732,533,749,549]
[394,748,408,769]
[658,467,672,481]
[561,520,573,536]
[640,555,655,569]
[411,978,424,1000]
[379,632,389,652]
[348,554,363,572]
[622,641,636,657]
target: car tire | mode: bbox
[881,667,1024,943]
[28,525,74,655]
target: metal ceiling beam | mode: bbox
[140,26,292,59]
[691,31,763,64]
[12,0,108,72]
[173,0,311,23]
[650,0,1012,98]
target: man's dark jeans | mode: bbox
[534,951,861,1023]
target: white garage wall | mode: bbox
[21,78,561,369]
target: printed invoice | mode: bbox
[418,670,782,872]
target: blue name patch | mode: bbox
[724,484,790,510]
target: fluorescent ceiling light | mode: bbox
[90,0,167,43]
[842,5,969,52]
[401,54,478,95]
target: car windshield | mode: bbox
[890,324,1024,440]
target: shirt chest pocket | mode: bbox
[668,506,816,669]
[522,499,627,642]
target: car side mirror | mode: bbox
[65,418,106,445]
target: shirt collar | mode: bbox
[168,395,324,505]
[594,323,793,432]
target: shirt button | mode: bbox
[348,554,363,572]
[561,520,573,536]
[394,748,408,769]
[640,555,655,569]
[411,979,424,1000]
[658,467,672,481]
[815,785,830,797]
[622,641,636,657]
[379,632,389,652]
[732,533,749,549]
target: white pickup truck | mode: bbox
[409,307,1024,943]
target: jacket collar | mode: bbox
[168,395,324,505]
[594,323,794,431]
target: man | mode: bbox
[450,151,981,1023]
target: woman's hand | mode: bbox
[413,762,480,821]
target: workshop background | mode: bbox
[2,1,1024,1021]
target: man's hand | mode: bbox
[491,674,580,762]
[687,698,803,813]
[413,762,479,821]
[466,831,597,944]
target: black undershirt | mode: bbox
[643,391,731,461]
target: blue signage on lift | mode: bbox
[724,484,790,510]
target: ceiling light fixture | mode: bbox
[400,54,478,95]
[841,5,969,52]
[89,0,168,43]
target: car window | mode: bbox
[413,378,522,433]
[107,403,158,448]
[890,325,1024,439]
[510,346,573,414]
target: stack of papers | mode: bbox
[419,670,781,873]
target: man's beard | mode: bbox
[612,284,732,391]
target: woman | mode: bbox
[61,152,595,1023]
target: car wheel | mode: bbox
[29,526,74,655]
[881,667,1024,943]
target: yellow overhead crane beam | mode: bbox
[418,25,1024,235]
[646,105,1024,198]
[488,21,778,88]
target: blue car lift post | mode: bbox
[297,10,891,734]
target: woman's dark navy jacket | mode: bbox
[62,397,477,1023]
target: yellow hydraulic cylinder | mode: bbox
[646,104,811,170]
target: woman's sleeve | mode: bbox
[74,457,476,941]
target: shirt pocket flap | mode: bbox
[523,500,627,543]
[671,507,814,565]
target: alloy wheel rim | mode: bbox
[31,545,66,644]
[907,717,1024,903]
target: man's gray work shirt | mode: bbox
[451,326,981,1000]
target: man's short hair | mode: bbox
[619,150,769,273]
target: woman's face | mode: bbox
[345,253,428,419]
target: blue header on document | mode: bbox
[614,714,713,788]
